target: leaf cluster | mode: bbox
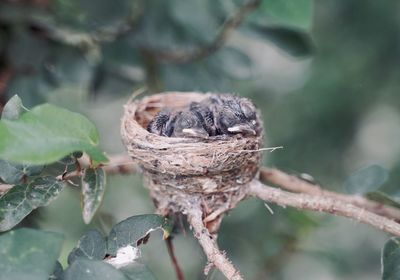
[0,214,171,280]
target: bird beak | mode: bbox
[182,128,209,138]
[227,124,256,136]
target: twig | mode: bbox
[248,179,400,237]
[46,154,400,226]
[149,0,261,64]
[259,167,400,222]
[58,154,139,181]
[185,199,243,280]
[100,154,139,175]
[165,237,185,280]
[56,170,81,181]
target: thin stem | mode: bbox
[185,200,243,280]
[165,237,185,280]
[248,179,400,237]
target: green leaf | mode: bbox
[0,159,44,184]
[0,177,65,231]
[382,237,400,280]
[64,259,129,280]
[343,164,389,195]
[0,103,108,165]
[81,168,106,224]
[255,0,313,30]
[0,160,26,184]
[107,214,172,256]
[120,263,157,280]
[1,95,26,120]
[68,229,107,265]
[0,228,64,280]
[365,191,400,209]
[246,24,314,57]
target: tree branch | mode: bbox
[259,167,400,222]
[57,154,139,181]
[248,179,400,237]
[185,199,243,280]
[62,155,400,227]
[149,0,261,64]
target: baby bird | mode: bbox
[203,94,259,136]
[189,102,217,136]
[171,109,210,138]
[147,94,259,138]
[147,109,175,137]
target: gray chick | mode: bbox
[205,94,259,136]
[147,109,176,137]
[171,109,210,138]
[189,101,217,136]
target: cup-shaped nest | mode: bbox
[121,92,264,232]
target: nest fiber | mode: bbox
[121,92,264,232]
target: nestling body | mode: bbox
[147,94,260,138]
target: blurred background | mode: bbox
[1,0,399,279]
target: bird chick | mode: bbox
[147,94,259,138]
[189,102,217,136]
[205,94,259,136]
[171,109,210,139]
[147,109,175,137]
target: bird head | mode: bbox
[218,97,258,136]
[172,110,210,139]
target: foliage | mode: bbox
[0,228,63,280]
[0,177,65,231]
[0,101,107,165]
[0,215,170,280]
[382,237,400,280]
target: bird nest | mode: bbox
[121,92,264,233]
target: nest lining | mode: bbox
[121,92,264,233]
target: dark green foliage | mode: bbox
[120,263,157,280]
[107,214,172,256]
[64,259,130,280]
[0,228,64,280]
[0,215,168,280]
[0,160,44,184]
[382,238,400,280]
[0,177,65,231]
[68,229,107,264]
